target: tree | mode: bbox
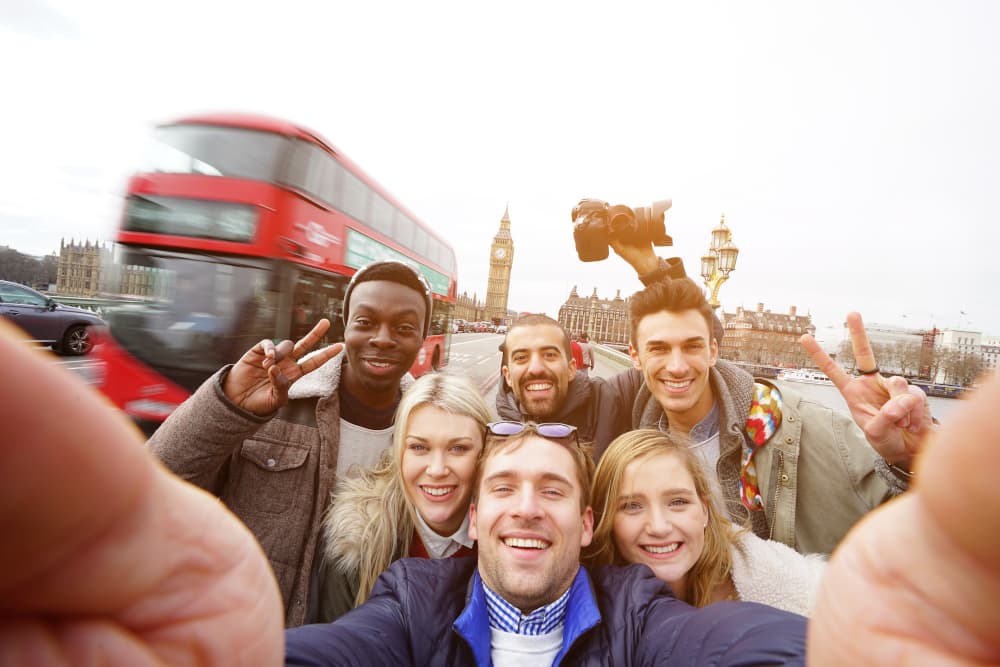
[0,247,58,289]
[954,352,984,387]
[894,340,922,377]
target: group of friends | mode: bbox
[3,237,998,666]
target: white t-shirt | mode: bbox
[336,419,393,478]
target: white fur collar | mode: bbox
[288,348,346,399]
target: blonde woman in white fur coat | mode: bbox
[585,429,826,615]
[318,372,492,622]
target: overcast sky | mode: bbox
[2,1,997,338]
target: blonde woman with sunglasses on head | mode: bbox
[585,429,826,615]
[318,372,491,622]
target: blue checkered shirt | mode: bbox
[481,573,574,636]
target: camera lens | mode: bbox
[606,205,635,233]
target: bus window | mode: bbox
[302,146,329,202]
[141,125,286,181]
[283,141,312,192]
[321,277,347,343]
[317,152,341,205]
[290,271,349,345]
[291,276,318,341]
[324,159,351,209]
[283,142,339,206]
[412,227,428,259]
[339,169,370,223]
[393,211,414,251]
[429,297,453,336]
[370,193,394,238]
[427,237,442,271]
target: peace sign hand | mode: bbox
[809,376,1000,665]
[223,318,344,416]
[799,312,932,469]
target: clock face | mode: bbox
[494,247,507,259]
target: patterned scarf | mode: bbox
[741,383,783,511]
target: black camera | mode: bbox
[571,198,673,262]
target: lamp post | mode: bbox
[699,214,739,310]
[587,288,597,340]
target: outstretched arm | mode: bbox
[809,374,1000,665]
[800,312,932,470]
[0,321,284,666]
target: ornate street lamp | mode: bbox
[700,214,739,309]
[587,288,597,339]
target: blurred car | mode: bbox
[0,280,105,355]
[496,324,508,334]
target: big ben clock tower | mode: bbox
[486,205,514,323]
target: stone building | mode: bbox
[981,335,1000,376]
[557,286,629,345]
[56,239,110,296]
[720,303,815,367]
[455,291,487,324]
[55,238,158,299]
[485,206,514,324]
[933,328,983,385]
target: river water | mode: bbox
[775,380,964,423]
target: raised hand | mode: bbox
[809,374,1000,665]
[223,318,344,416]
[800,312,932,468]
[608,235,661,275]
[0,320,284,665]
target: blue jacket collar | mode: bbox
[453,568,600,667]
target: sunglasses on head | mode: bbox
[486,421,578,443]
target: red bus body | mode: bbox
[93,113,457,433]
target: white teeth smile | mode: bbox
[503,537,549,549]
[422,486,455,497]
[525,383,552,391]
[643,543,680,554]
[664,380,690,389]
[369,361,391,368]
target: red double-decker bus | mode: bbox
[94,112,457,434]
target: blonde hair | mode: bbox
[339,372,491,607]
[584,429,738,607]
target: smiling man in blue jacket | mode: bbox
[285,422,806,666]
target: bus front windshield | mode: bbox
[139,124,288,181]
[102,248,279,392]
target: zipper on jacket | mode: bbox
[768,451,785,541]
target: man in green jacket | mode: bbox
[585,209,933,554]
[624,276,930,553]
